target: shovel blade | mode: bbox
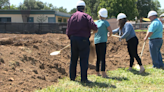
[50,51,60,56]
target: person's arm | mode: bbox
[66,18,71,39]
[87,15,98,32]
[144,21,157,41]
[107,26,112,37]
[120,23,131,39]
[112,28,119,34]
[144,32,153,41]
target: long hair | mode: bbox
[118,18,127,30]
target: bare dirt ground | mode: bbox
[0,32,163,92]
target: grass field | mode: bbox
[135,30,147,32]
[135,30,164,32]
[35,66,164,92]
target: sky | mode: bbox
[10,0,164,12]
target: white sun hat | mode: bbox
[98,8,108,18]
[147,11,157,18]
[76,0,86,7]
[117,13,127,20]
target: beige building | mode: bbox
[0,10,71,23]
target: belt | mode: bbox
[150,38,162,40]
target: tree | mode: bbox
[57,6,67,13]
[2,4,18,10]
[0,0,9,9]
[98,0,138,20]
[158,9,164,16]
[19,0,44,10]
[69,8,76,14]
[83,0,100,19]
[42,2,58,10]
[137,0,161,19]
[37,14,48,23]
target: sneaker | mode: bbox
[96,72,101,76]
[127,67,132,71]
[139,68,145,73]
[81,80,92,83]
[101,72,109,78]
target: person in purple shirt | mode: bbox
[66,0,97,83]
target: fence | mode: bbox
[0,23,67,34]
[132,23,150,30]
[0,22,152,34]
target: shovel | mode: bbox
[50,44,70,56]
[112,34,121,38]
[134,41,146,70]
[50,33,120,56]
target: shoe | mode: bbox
[102,76,110,78]
[127,67,132,71]
[139,68,145,74]
[81,80,92,83]
[101,72,109,78]
[70,79,75,81]
[96,74,101,76]
[160,66,164,70]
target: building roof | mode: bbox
[55,11,71,17]
[0,10,71,17]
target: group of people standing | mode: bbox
[66,0,164,83]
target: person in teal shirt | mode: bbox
[144,11,164,68]
[112,13,145,73]
[94,8,112,78]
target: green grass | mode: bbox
[35,66,164,92]
[135,30,147,32]
[135,30,164,32]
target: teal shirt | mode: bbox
[94,19,110,44]
[148,18,163,39]
[112,22,136,41]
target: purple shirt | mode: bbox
[66,11,97,38]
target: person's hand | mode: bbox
[147,25,150,28]
[144,37,147,41]
[107,32,112,37]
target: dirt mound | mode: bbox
[0,32,162,92]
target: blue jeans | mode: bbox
[69,36,90,81]
[149,38,163,68]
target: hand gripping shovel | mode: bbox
[50,44,70,56]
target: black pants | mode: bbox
[69,36,90,81]
[127,36,142,67]
[95,42,106,72]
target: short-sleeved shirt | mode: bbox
[66,11,97,38]
[148,18,163,39]
[94,19,110,44]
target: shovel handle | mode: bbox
[140,41,146,58]
[112,34,121,38]
[60,44,70,51]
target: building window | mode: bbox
[27,17,34,22]
[58,18,62,23]
[48,17,56,23]
[63,18,67,23]
[0,17,11,23]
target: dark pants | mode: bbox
[69,36,90,81]
[95,42,106,72]
[127,36,142,67]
